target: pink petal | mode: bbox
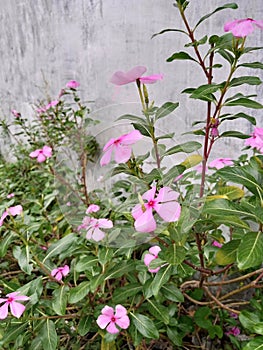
[116,315,130,329]
[7,292,29,301]
[86,204,100,214]
[51,268,59,277]
[62,265,70,276]
[224,19,239,32]
[106,321,119,334]
[142,186,156,201]
[110,66,147,86]
[103,138,116,152]
[132,203,144,220]
[96,314,111,329]
[144,253,155,267]
[114,145,132,163]
[0,298,7,303]
[10,301,26,318]
[42,146,52,158]
[66,80,80,88]
[155,187,181,222]
[0,211,8,226]
[30,149,40,158]
[91,227,105,241]
[97,219,113,229]
[254,20,263,29]
[139,74,163,84]
[134,208,156,233]
[7,205,23,216]
[55,271,63,281]
[119,130,143,145]
[101,305,114,317]
[37,153,46,163]
[232,20,254,37]
[149,246,161,256]
[0,303,9,319]
[115,304,127,318]
[100,147,113,166]
[85,227,93,239]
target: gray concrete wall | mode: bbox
[0,0,262,159]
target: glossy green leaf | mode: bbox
[130,313,159,339]
[217,49,234,64]
[220,130,250,139]
[52,285,69,315]
[43,233,77,263]
[155,102,179,120]
[242,337,263,350]
[68,281,90,304]
[40,319,58,350]
[238,62,263,70]
[190,83,221,99]
[163,244,186,265]
[180,154,202,169]
[78,316,92,336]
[105,261,135,280]
[167,327,183,347]
[117,114,145,124]
[218,186,244,200]
[13,245,33,275]
[228,76,262,87]
[151,265,172,297]
[161,284,184,302]
[112,283,142,303]
[147,299,170,324]
[219,112,256,125]
[212,216,249,229]
[0,232,16,258]
[237,232,263,270]
[225,98,263,109]
[194,3,238,28]
[164,141,202,157]
[152,28,188,39]
[239,311,263,335]
[167,51,198,63]
[75,255,98,272]
[2,322,27,345]
[132,123,152,138]
[215,239,240,265]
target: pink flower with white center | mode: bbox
[11,109,21,118]
[224,18,263,38]
[0,291,30,319]
[0,205,23,227]
[30,145,52,163]
[86,204,100,214]
[66,80,80,89]
[144,246,161,273]
[212,240,223,248]
[209,158,233,170]
[51,265,70,281]
[132,186,181,233]
[110,66,163,86]
[225,326,241,336]
[245,127,263,153]
[46,100,59,110]
[96,304,130,334]
[84,217,113,242]
[100,130,143,166]
[7,193,15,199]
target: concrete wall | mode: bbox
[0,0,262,159]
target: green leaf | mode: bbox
[219,112,256,125]
[164,164,186,185]
[130,313,159,339]
[194,306,212,329]
[243,337,263,350]
[75,255,98,272]
[163,141,202,157]
[212,216,249,229]
[163,244,186,265]
[161,284,184,302]
[132,123,152,138]
[238,62,263,70]
[190,84,221,99]
[13,245,33,275]
[221,130,250,139]
[237,231,263,270]
[43,233,77,263]
[155,102,179,120]
[167,51,198,63]
[68,281,90,303]
[239,310,263,335]
[215,239,240,265]
[243,46,263,53]
[194,3,238,28]
[98,247,114,265]
[40,319,58,350]
[152,28,188,39]
[225,98,263,109]
[147,299,170,324]
[112,283,142,304]
[117,114,145,124]
[78,316,92,336]
[185,35,207,47]
[151,265,172,297]
[217,186,244,200]
[0,232,16,257]
[52,285,69,315]
[228,76,262,87]
[167,327,183,347]
[2,322,27,345]
[180,154,202,169]
[105,261,135,280]
[156,132,175,141]
[217,49,234,64]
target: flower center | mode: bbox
[111,316,116,322]
[148,200,155,207]
[7,297,14,303]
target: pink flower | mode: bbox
[110,66,163,86]
[36,107,47,114]
[46,100,59,110]
[66,202,71,206]
[66,80,80,89]
[78,216,113,241]
[144,246,161,273]
[245,127,263,153]
[7,193,15,199]
[51,265,70,281]
[11,109,21,118]
[86,204,100,214]
[212,240,223,248]
[96,304,130,334]
[0,291,30,319]
[225,326,241,336]
[30,145,52,163]
[0,205,23,227]
[100,130,143,166]
[209,158,233,170]
[224,18,263,37]
[132,186,181,233]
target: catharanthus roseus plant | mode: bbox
[0,1,263,349]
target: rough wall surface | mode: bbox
[0,0,262,158]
